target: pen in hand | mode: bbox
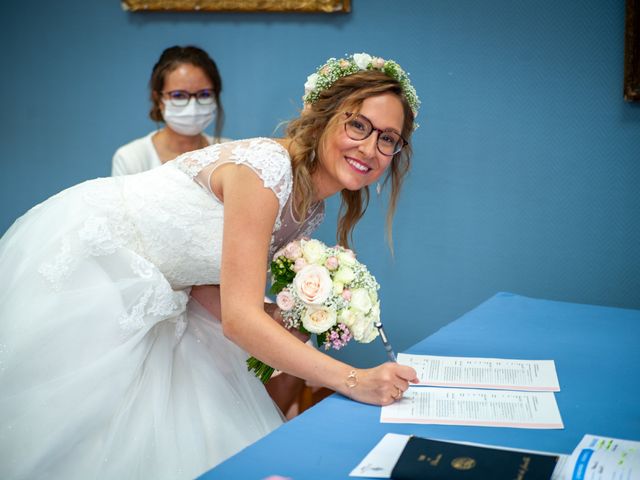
[375,322,397,363]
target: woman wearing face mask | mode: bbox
[112,45,228,176]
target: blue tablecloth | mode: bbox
[199,292,640,479]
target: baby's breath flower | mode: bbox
[303,52,421,123]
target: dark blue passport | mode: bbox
[391,436,559,480]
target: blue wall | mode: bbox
[1,0,638,366]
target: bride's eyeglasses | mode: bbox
[162,89,215,107]
[344,112,407,156]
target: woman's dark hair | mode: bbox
[149,45,224,140]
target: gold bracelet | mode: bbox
[345,369,358,389]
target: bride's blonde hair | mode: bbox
[286,70,415,250]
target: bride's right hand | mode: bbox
[343,363,419,406]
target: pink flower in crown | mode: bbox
[320,65,331,75]
[293,257,307,272]
[325,256,339,271]
[339,59,350,68]
[372,57,385,69]
[276,290,295,311]
[283,241,302,260]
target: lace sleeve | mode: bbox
[173,138,293,212]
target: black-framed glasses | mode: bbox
[162,89,215,107]
[344,112,407,156]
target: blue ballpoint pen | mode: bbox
[375,322,397,362]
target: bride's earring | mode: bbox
[376,182,382,195]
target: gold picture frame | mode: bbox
[121,0,351,12]
[624,0,639,101]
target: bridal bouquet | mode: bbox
[247,239,381,383]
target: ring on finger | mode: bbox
[393,386,402,399]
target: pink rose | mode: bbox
[325,256,339,271]
[283,241,302,260]
[341,288,352,301]
[302,306,337,334]
[372,57,385,69]
[293,257,307,272]
[294,265,332,305]
[276,290,295,311]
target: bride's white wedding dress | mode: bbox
[0,138,324,480]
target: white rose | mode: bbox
[369,288,378,303]
[301,239,326,265]
[304,73,319,95]
[353,53,372,70]
[350,288,372,314]
[369,300,381,323]
[332,281,344,295]
[293,264,332,305]
[349,310,369,341]
[337,250,356,266]
[334,266,355,284]
[361,321,379,343]
[339,308,357,328]
[302,306,337,334]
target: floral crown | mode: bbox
[303,52,421,121]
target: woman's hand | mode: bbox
[190,285,222,318]
[341,363,419,406]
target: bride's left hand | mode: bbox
[191,284,222,318]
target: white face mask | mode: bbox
[162,98,217,136]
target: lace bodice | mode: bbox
[41,138,324,291]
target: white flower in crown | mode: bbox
[303,52,421,123]
[353,53,372,69]
[304,72,320,96]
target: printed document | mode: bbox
[380,387,564,429]
[397,353,560,391]
[553,434,640,480]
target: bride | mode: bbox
[0,53,420,480]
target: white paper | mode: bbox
[397,353,560,391]
[380,387,564,429]
[553,434,640,480]
[350,433,570,478]
[349,433,410,478]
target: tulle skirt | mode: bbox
[0,183,283,480]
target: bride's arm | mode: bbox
[216,164,418,406]
[190,285,307,343]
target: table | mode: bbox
[199,292,640,479]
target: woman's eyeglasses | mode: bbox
[162,89,215,107]
[344,112,407,156]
